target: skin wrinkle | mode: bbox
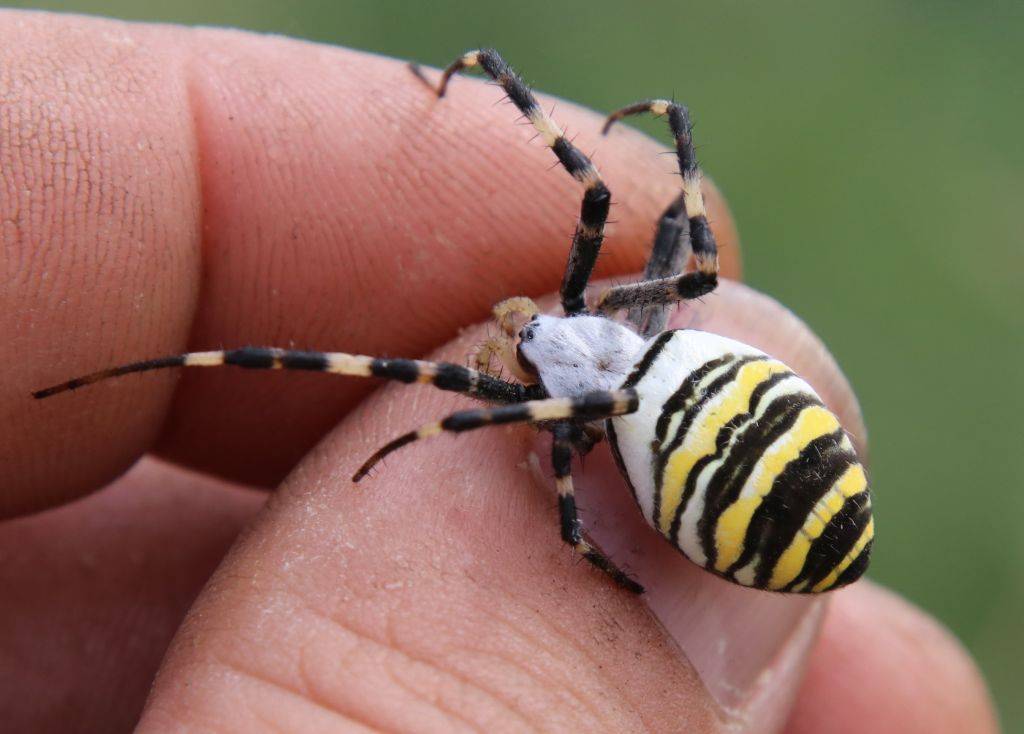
[200,658,379,734]
[302,598,532,731]
[490,595,637,723]
[373,582,551,727]
[213,517,539,733]
[444,593,613,727]
[436,610,632,731]
[380,673,481,734]
[379,624,516,733]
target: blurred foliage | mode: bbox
[11,0,1023,727]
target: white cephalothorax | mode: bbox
[34,47,872,597]
[518,314,644,397]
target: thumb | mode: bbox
[566,279,866,732]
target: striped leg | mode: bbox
[32,347,538,404]
[412,49,611,316]
[594,268,717,315]
[600,100,719,318]
[553,423,644,593]
[353,388,639,481]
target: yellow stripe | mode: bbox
[713,405,841,572]
[530,398,574,421]
[683,173,706,217]
[657,360,787,533]
[657,359,740,452]
[184,351,224,367]
[767,465,868,590]
[325,354,372,377]
[526,108,564,148]
[811,516,874,592]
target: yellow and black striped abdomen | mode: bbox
[610,330,872,593]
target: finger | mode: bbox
[785,581,998,734]
[0,458,261,734]
[139,281,853,733]
[4,11,739,516]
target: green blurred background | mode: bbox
[13,0,1022,727]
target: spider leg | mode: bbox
[627,194,690,335]
[552,422,644,593]
[594,268,717,315]
[32,347,539,404]
[602,100,718,323]
[412,49,610,316]
[353,388,638,481]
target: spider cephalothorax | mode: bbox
[35,48,872,595]
[516,314,644,397]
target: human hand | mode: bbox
[1,11,998,733]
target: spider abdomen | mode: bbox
[608,330,873,593]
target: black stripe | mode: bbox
[560,242,601,315]
[552,137,595,180]
[690,392,822,564]
[370,358,419,383]
[666,104,696,174]
[653,354,737,444]
[651,355,759,531]
[442,405,520,432]
[784,489,872,592]
[440,390,635,434]
[123,355,189,373]
[580,182,610,224]
[224,347,276,369]
[662,369,795,546]
[833,539,872,590]
[558,494,580,543]
[575,390,638,418]
[734,429,856,587]
[621,331,676,389]
[747,370,794,411]
[689,215,715,259]
[477,50,536,115]
[279,351,329,371]
[433,363,472,392]
[501,73,535,113]
[675,271,717,299]
[655,356,763,465]
[560,182,610,315]
[552,432,572,478]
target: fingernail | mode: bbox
[568,443,824,732]
[561,280,864,730]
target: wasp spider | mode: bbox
[35,48,872,595]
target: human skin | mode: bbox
[0,10,1000,733]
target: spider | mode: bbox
[34,48,872,595]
